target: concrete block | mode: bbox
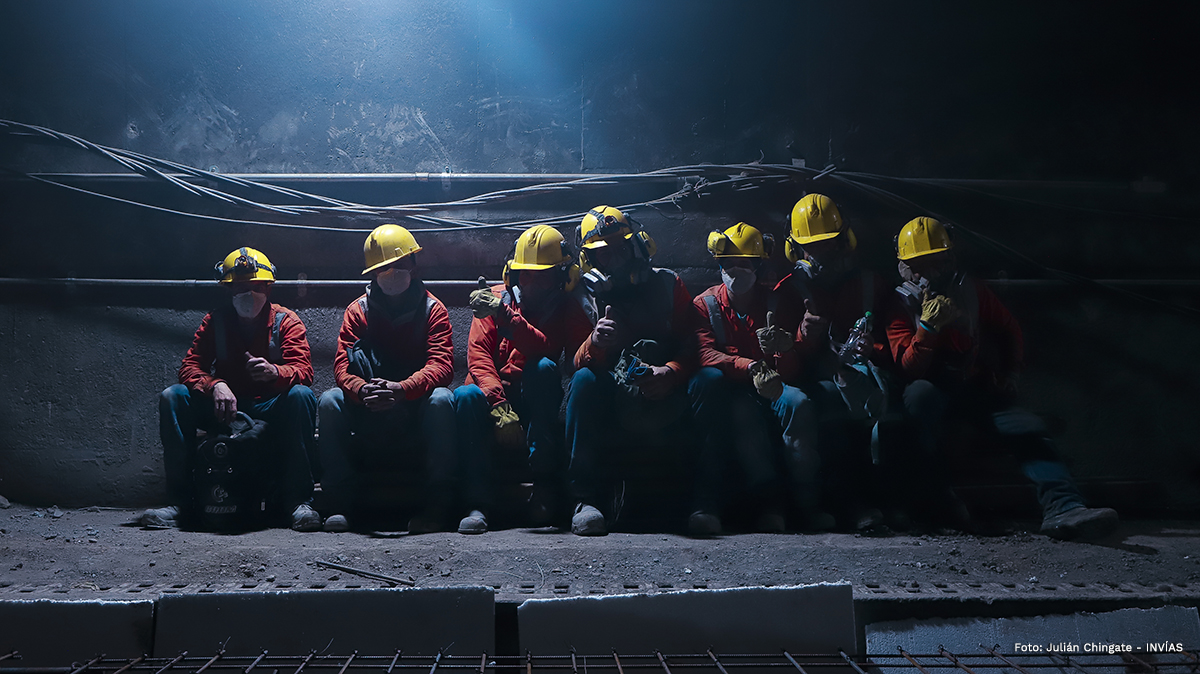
[518,583,856,656]
[866,606,1200,666]
[153,587,493,657]
[0,599,154,667]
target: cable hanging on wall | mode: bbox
[2,118,1197,318]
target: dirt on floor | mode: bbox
[1,502,1200,602]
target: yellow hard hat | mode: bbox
[578,206,633,249]
[510,225,571,270]
[788,194,856,249]
[362,224,422,275]
[707,222,769,259]
[896,217,953,260]
[215,247,276,283]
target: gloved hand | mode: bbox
[490,401,525,447]
[748,360,784,402]
[756,310,794,354]
[920,293,961,332]
[469,276,502,319]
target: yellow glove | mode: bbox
[920,293,961,332]
[469,277,502,319]
[748,360,784,402]
[489,401,525,447]
[755,310,794,354]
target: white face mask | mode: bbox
[376,268,412,296]
[232,291,267,318]
[721,267,757,296]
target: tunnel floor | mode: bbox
[1,504,1198,605]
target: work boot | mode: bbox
[139,505,180,529]
[291,504,322,532]
[1040,506,1118,541]
[687,510,722,537]
[458,510,488,535]
[323,514,349,532]
[570,503,606,536]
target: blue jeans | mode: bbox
[564,367,691,509]
[158,383,317,514]
[455,357,567,510]
[316,386,457,516]
[688,367,824,514]
[902,379,1084,517]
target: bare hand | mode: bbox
[635,365,675,400]
[360,378,398,412]
[245,351,279,383]
[592,305,621,349]
[800,299,828,341]
[212,381,238,425]
[850,331,875,359]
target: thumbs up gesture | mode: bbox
[756,310,795,355]
[469,276,502,319]
[245,350,279,382]
[591,304,621,349]
[799,298,829,341]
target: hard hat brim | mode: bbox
[581,231,634,250]
[361,246,422,275]
[897,245,951,261]
[789,230,842,245]
[508,261,563,271]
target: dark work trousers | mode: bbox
[686,367,784,515]
[564,367,693,516]
[900,378,1084,518]
[158,383,317,515]
[455,357,567,512]
[316,386,457,517]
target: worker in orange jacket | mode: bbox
[565,206,700,536]
[764,194,896,531]
[886,216,1118,540]
[143,247,319,532]
[456,225,593,533]
[317,225,457,534]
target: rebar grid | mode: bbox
[1,650,1197,674]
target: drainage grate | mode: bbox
[0,649,1197,673]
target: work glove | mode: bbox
[756,310,794,354]
[490,401,525,447]
[920,293,961,332]
[748,360,784,402]
[469,277,502,319]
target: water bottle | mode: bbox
[838,311,874,365]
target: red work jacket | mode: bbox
[465,285,593,407]
[333,283,454,404]
[887,278,1023,387]
[693,282,806,384]
[179,303,314,400]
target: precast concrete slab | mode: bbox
[0,598,154,667]
[152,587,494,657]
[866,605,1200,669]
[517,583,856,656]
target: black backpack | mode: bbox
[193,412,269,531]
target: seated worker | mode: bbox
[317,225,457,533]
[688,222,793,535]
[142,247,320,531]
[767,194,895,531]
[886,216,1118,540]
[565,206,700,536]
[455,225,594,533]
